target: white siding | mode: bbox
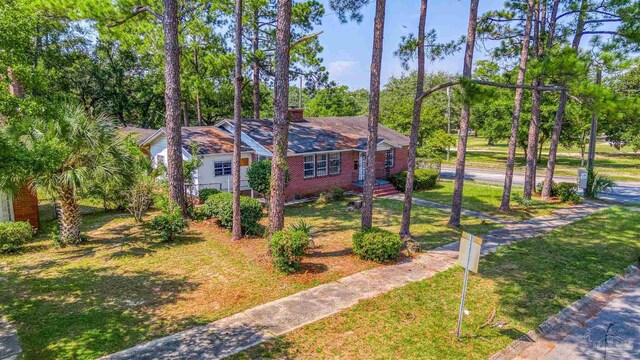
[197,153,252,191]
[0,192,14,222]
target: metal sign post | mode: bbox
[456,232,483,339]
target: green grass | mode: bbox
[447,137,640,182]
[414,180,567,221]
[234,207,640,359]
[0,197,500,360]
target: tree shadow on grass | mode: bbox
[0,264,200,360]
[479,209,640,333]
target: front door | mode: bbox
[0,192,13,222]
[358,152,366,182]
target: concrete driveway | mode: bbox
[440,166,640,205]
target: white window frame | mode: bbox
[214,160,232,176]
[316,154,328,176]
[303,155,315,178]
[329,152,341,175]
[385,149,394,168]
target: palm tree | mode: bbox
[3,106,134,244]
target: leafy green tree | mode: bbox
[0,106,136,245]
[304,85,362,116]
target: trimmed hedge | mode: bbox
[0,221,32,254]
[203,193,263,235]
[198,188,221,203]
[352,227,403,262]
[390,169,438,192]
[270,230,310,273]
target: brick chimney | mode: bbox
[288,108,304,122]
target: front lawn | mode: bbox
[0,197,499,360]
[414,179,567,221]
[235,207,640,359]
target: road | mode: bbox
[440,165,640,205]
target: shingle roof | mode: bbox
[178,126,253,155]
[119,126,157,145]
[230,116,410,154]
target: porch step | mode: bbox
[373,183,399,197]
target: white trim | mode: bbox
[289,148,353,156]
[216,121,272,157]
[303,154,316,178]
[377,139,402,148]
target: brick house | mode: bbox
[129,109,410,200]
[216,109,410,200]
[1,186,39,228]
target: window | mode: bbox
[303,155,315,178]
[329,153,341,174]
[385,149,394,168]
[155,155,165,168]
[316,154,328,176]
[214,161,232,176]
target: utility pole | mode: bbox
[447,86,452,161]
[586,67,601,170]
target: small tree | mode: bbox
[247,159,290,199]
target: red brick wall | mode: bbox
[12,186,39,229]
[283,147,409,200]
[284,151,359,200]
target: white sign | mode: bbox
[456,231,483,339]
[578,169,588,190]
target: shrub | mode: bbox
[352,227,403,262]
[331,188,345,201]
[270,230,310,273]
[203,193,264,235]
[198,188,220,203]
[287,219,315,237]
[0,221,32,254]
[556,182,578,203]
[513,192,534,208]
[126,177,154,222]
[585,169,616,199]
[150,208,189,241]
[316,192,329,204]
[246,159,290,196]
[536,181,559,197]
[390,169,438,192]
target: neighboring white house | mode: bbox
[0,192,14,222]
[140,127,254,194]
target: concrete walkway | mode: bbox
[493,264,640,360]
[102,202,609,360]
[383,193,515,225]
[0,317,21,360]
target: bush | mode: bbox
[246,159,290,196]
[203,193,264,235]
[352,227,403,263]
[556,182,578,203]
[585,169,616,199]
[316,192,329,204]
[513,192,535,208]
[150,208,189,241]
[0,221,32,253]
[126,177,154,222]
[536,181,559,197]
[331,188,345,201]
[198,188,220,203]
[390,169,438,192]
[270,230,310,273]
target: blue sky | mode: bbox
[315,0,504,89]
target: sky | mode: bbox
[315,0,505,90]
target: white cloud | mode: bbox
[327,60,359,77]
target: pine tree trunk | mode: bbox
[163,0,186,214]
[586,68,601,171]
[400,0,427,238]
[500,0,535,211]
[253,7,261,119]
[361,0,387,229]
[194,46,203,126]
[542,90,567,198]
[542,0,586,198]
[449,0,479,228]
[58,186,82,244]
[523,2,543,200]
[268,0,293,235]
[232,0,244,240]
